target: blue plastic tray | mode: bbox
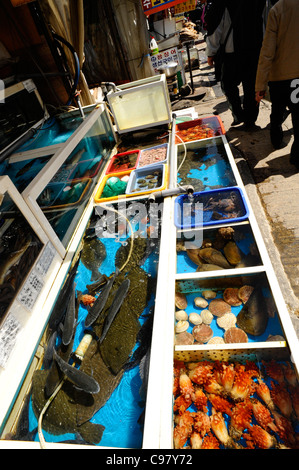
[174,186,249,229]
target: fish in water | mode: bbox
[0,235,32,285]
[48,258,80,331]
[86,274,108,296]
[84,271,117,328]
[236,286,269,336]
[16,159,36,178]
[53,349,100,394]
[80,238,107,282]
[62,284,77,346]
[123,309,154,371]
[98,278,130,344]
[43,331,57,370]
[65,147,86,168]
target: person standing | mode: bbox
[206,0,266,128]
[255,0,299,167]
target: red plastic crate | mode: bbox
[105,150,141,174]
[175,115,225,143]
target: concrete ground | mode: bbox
[172,37,299,337]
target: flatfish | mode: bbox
[80,238,107,281]
[32,369,105,444]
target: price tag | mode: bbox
[0,316,21,368]
[35,241,56,277]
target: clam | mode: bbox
[188,312,202,325]
[238,285,254,303]
[175,331,194,345]
[175,310,188,321]
[223,287,242,306]
[217,312,237,330]
[175,320,189,333]
[209,298,231,317]
[192,324,213,344]
[194,297,208,308]
[175,291,188,310]
[198,247,231,269]
[202,290,217,300]
[186,248,203,266]
[224,327,248,343]
[200,309,214,325]
[207,336,225,344]
[223,240,242,265]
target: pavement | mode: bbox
[172,35,299,337]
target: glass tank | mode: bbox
[0,105,116,257]
[2,197,164,448]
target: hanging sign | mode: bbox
[142,0,189,16]
[174,0,197,14]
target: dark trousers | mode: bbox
[221,52,260,125]
[269,79,299,158]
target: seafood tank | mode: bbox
[0,193,44,328]
[1,105,115,253]
[176,136,238,192]
[3,198,164,448]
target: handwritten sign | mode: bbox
[151,47,179,73]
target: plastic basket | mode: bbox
[174,186,249,230]
[175,115,226,143]
[94,170,132,203]
[105,150,141,174]
[137,143,168,168]
[125,163,168,196]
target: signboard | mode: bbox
[174,0,197,14]
[150,47,179,73]
[142,0,188,16]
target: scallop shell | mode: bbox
[238,285,254,303]
[192,324,213,344]
[175,320,189,333]
[175,331,194,345]
[207,336,225,344]
[175,310,188,321]
[223,288,243,306]
[188,312,202,325]
[224,327,248,343]
[194,297,208,308]
[209,298,231,317]
[266,334,285,342]
[175,291,188,310]
[202,290,217,300]
[217,312,237,330]
[200,309,213,325]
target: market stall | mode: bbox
[0,73,298,450]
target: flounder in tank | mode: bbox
[28,202,161,447]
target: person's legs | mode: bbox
[269,81,288,149]
[241,55,260,126]
[221,53,244,124]
[288,79,299,165]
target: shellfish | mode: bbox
[217,312,237,330]
[175,310,188,321]
[202,290,217,300]
[198,247,231,269]
[223,241,242,265]
[175,291,188,310]
[192,324,213,343]
[188,312,202,325]
[200,309,213,324]
[224,327,248,343]
[209,298,231,317]
[223,288,242,307]
[194,297,208,308]
[236,287,269,336]
[175,331,194,345]
[176,320,189,333]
